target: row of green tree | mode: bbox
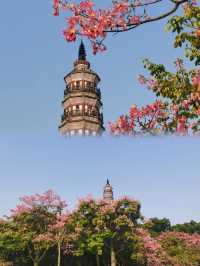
[0,190,200,266]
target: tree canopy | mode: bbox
[1,191,200,266]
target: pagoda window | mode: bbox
[85,129,90,135]
[72,106,76,114]
[78,129,83,135]
[84,105,88,115]
[88,106,92,115]
[91,107,96,116]
[87,81,91,90]
[71,82,74,90]
[76,81,80,89]
[70,130,75,135]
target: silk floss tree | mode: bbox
[9,190,67,266]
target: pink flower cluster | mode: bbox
[192,69,200,89]
[158,231,200,250]
[173,92,200,134]
[76,193,95,210]
[109,84,200,136]
[10,204,31,217]
[33,233,53,243]
[108,100,167,135]
[11,190,67,216]
[137,228,175,266]
[50,213,70,230]
[137,228,166,266]
[52,0,160,53]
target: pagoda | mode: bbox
[59,42,105,136]
[103,179,114,201]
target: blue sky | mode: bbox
[0,1,199,224]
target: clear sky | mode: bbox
[0,1,199,224]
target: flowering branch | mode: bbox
[53,0,192,53]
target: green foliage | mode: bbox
[143,218,171,237]
[166,3,200,65]
[143,58,197,104]
[7,208,56,266]
[172,220,200,235]
[0,221,31,265]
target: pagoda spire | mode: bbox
[78,40,86,61]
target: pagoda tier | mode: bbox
[59,43,105,136]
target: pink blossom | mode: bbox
[175,58,183,70]
[138,75,146,85]
[158,231,200,250]
[177,116,187,135]
[11,190,67,217]
[52,0,164,53]
[130,15,140,24]
[137,228,171,266]
[33,233,53,243]
[192,69,200,88]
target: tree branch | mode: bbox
[104,0,188,33]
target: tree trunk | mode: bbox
[57,242,61,266]
[96,254,100,266]
[77,259,82,266]
[33,262,39,266]
[111,241,117,266]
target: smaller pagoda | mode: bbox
[103,179,114,201]
[59,42,105,136]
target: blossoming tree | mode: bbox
[48,212,71,266]
[2,190,200,265]
[95,197,142,266]
[10,190,67,266]
[109,2,200,136]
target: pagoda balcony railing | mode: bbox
[64,86,101,97]
[61,111,103,124]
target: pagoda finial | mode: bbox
[78,40,86,61]
[106,179,110,185]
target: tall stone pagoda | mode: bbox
[103,179,114,201]
[59,42,105,136]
